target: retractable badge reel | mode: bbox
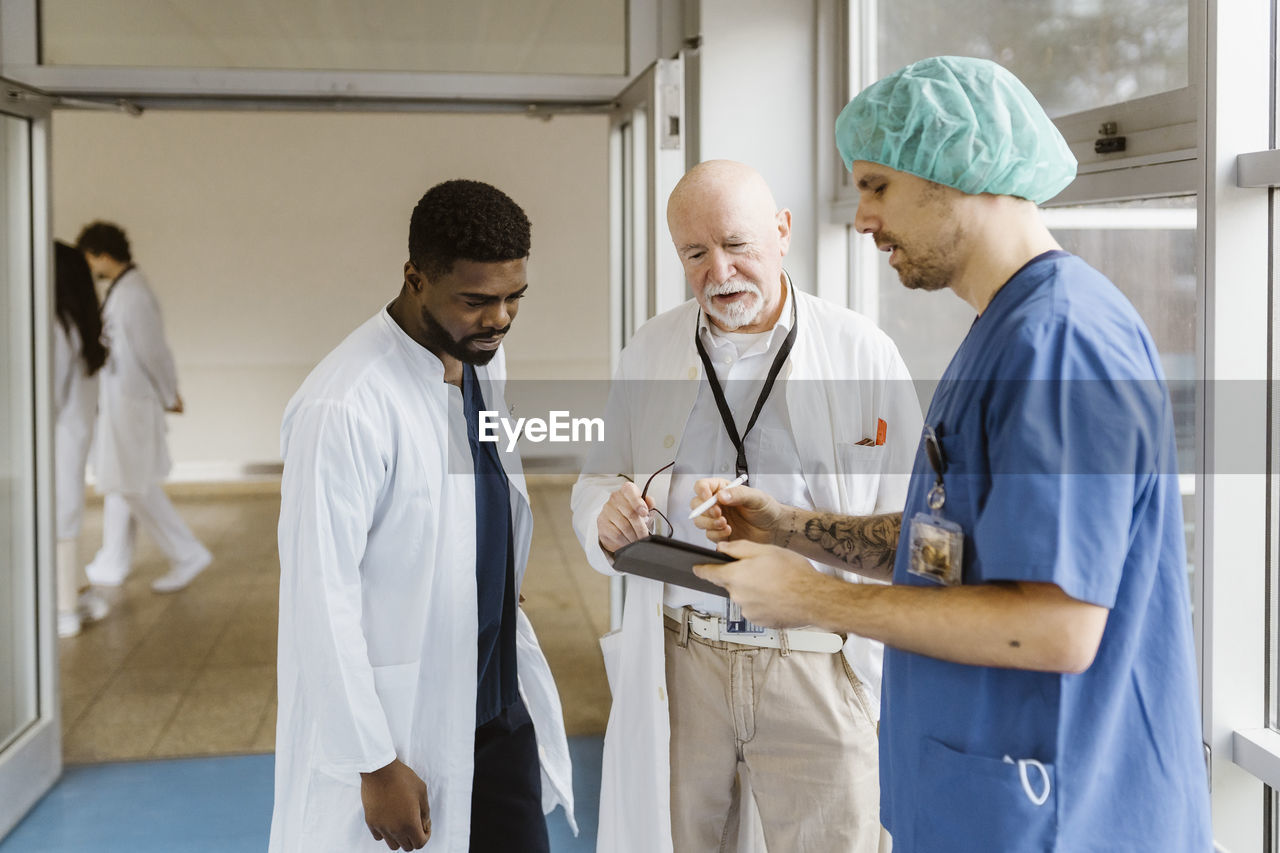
[907,427,964,586]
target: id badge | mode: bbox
[725,599,766,634]
[907,511,964,586]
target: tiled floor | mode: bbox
[58,475,611,763]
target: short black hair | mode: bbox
[408,180,531,280]
[75,221,132,263]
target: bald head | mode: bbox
[667,160,792,333]
[668,160,781,226]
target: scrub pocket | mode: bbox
[835,441,886,514]
[916,737,1057,852]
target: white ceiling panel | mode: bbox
[40,0,626,75]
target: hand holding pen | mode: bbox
[688,476,784,545]
[688,473,748,519]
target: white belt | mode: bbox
[663,605,845,654]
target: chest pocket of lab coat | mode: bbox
[834,442,885,515]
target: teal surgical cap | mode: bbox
[835,56,1077,204]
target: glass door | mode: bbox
[0,79,59,840]
[608,56,688,360]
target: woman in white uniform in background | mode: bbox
[53,241,110,637]
[76,221,212,594]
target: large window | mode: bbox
[873,0,1188,117]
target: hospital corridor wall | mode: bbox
[51,108,615,479]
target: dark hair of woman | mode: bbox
[54,241,109,376]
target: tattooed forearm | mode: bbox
[796,512,903,580]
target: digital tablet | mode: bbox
[612,535,734,597]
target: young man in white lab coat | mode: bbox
[77,221,212,594]
[571,160,922,852]
[272,180,574,853]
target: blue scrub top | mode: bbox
[880,252,1211,852]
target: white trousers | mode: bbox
[91,486,208,578]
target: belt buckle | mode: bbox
[691,610,720,641]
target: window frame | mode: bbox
[0,78,61,841]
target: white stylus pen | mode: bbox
[688,473,749,520]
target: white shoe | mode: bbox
[84,558,129,588]
[77,589,110,623]
[151,552,212,594]
[57,611,82,638]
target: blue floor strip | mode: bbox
[0,737,602,852]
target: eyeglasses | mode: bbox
[618,461,675,537]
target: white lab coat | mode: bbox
[571,288,922,853]
[271,310,575,853]
[92,267,178,494]
[53,321,98,538]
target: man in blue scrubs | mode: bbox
[689,56,1212,851]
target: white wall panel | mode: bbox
[51,108,611,475]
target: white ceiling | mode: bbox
[40,0,627,75]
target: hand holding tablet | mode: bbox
[611,535,734,597]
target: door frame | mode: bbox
[0,76,60,840]
[607,54,688,362]
[605,55,689,627]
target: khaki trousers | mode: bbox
[664,612,881,853]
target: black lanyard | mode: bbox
[693,285,798,484]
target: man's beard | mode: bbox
[702,278,765,330]
[881,227,962,293]
[420,304,508,366]
[891,186,963,292]
[893,246,954,292]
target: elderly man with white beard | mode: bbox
[572,160,922,853]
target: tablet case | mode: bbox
[612,535,733,598]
